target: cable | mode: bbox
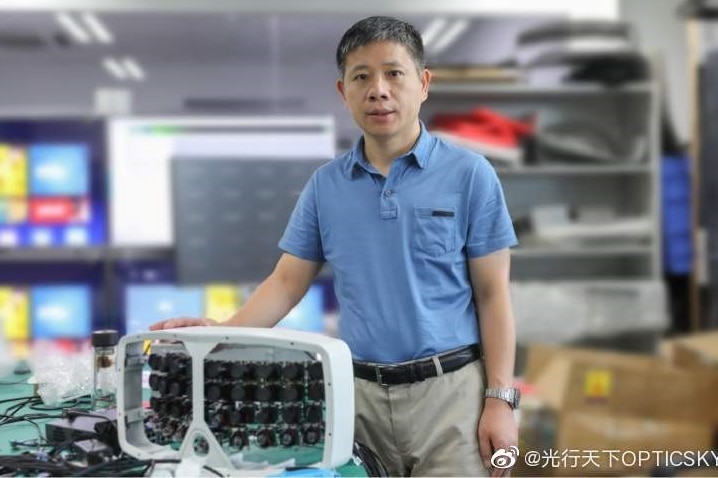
[353,441,389,477]
[74,457,225,477]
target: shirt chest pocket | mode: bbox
[413,207,457,256]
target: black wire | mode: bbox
[75,457,225,477]
[0,395,37,406]
[30,396,88,411]
[353,441,389,477]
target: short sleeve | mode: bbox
[278,172,325,262]
[465,162,518,258]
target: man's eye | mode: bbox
[389,70,404,77]
[354,74,368,81]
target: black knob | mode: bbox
[156,376,170,396]
[228,362,252,380]
[308,362,323,380]
[148,354,165,371]
[280,427,298,447]
[228,383,254,402]
[280,384,304,402]
[204,361,225,379]
[149,372,164,391]
[308,382,324,401]
[168,378,187,397]
[239,405,255,424]
[255,384,278,402]
[256,405,277,424]
[255,363,280,380]
[205,383,222,402]
[231,430,248,450]
[169,399,190,419]
[150,397,164,412]
[282,404,301,424]
[256,428,275,448]
[168,356,190,376]
[282,363,304,380]
[306,403,323,423]
[303,426,321,445]
[226,408,243,426]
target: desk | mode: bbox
[0,375,367,476]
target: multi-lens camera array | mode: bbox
[146,350,326,451]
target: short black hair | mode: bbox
[335,16,425,78]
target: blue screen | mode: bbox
[125,284,204,335]
[0,120,106,248]
[31,285,91,339]
[276,284,325,333]
[29,144,89,196]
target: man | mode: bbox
[152,15,518,477]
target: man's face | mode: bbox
[336,41,431,143]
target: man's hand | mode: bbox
[478,399,519,477]
[149,317,218,330]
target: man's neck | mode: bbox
[363,124,421,176]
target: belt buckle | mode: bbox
[374,366,387,387]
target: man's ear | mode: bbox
[336,78,347,103]
[421,68,432,102]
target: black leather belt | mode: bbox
[353,344,482,386]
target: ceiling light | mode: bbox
[421,18,448,51]
[103,57,128,80]
[81,12,114,44]
[122,57,145,81]
[430,19,470,55]
[56,12,91,44]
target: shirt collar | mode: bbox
[345,122,434,178]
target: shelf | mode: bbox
[512,245,653,258]
[0,247,173,263]
[496,164,651,175]
[0,247,107,262]
[429,82,655,97]
[107,247,174,261]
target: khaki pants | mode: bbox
[354,360,489,477]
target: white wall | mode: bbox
[0,0,619,18]
[0,59,362,141]
[621,0,690,144]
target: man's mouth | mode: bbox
[368,110,394,116]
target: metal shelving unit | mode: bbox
[423,81,666,343]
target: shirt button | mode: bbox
[384,190,392,197]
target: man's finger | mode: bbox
[478,430,492,471]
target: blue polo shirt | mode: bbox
[279,124,517,363]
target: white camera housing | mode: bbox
[117,327,354,475]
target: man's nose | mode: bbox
[367,76,390,100]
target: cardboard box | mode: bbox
[553,412,715,475]
[526,344,718,424]
[516,344,718,476]
[661,331,718,370]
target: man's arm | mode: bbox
[224,253,322,327]
[150,253,322,330]
[468,248,518,476]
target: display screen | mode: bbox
[125,284,204,336]
[0,119,106,247]
[109,117,335,246]
[31,285,92,340]
[124,281,327,335]
[0,286,30,340]
[276,284,325,333]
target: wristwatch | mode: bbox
[484,387,521,409]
